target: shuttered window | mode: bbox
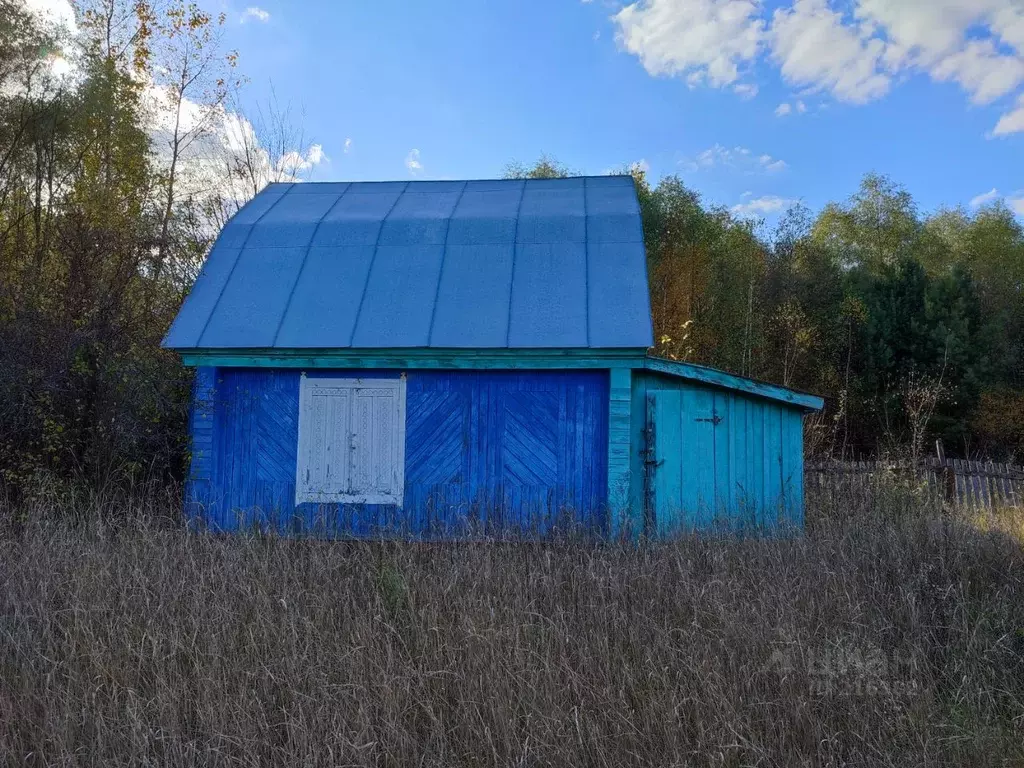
[296,376,406,505]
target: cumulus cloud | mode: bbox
[731,194,795,216]
[969,188,999,208]
[405,148,423,175]
[733,83,759,99]
[928,39,1024,104]
[1008,196,1024,215]
[613,0,1024,132]
[993,93,1024,135]
[276,144,325,175]
[776,99,808,116]
[613,0,764,88]
[241,7,270,23]
[15,0,326,237]
[683,144,786,173]
[143,89,327,219]
[770,0,891,104]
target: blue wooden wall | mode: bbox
[629,371,806,533]
[187,367,609,536]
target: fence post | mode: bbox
[935,440,955,506]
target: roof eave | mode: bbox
[643,355,824,411]
[172,346,652,370]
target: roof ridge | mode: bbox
[288,175,635,185]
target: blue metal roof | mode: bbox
[163,177,653,350]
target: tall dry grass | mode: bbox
[1,490,1023,766]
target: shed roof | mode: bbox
[643,356,824,411]
[163,177,653,350]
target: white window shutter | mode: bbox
[352,389,373,494]
[296,376,405,506]
[324,387,351,494]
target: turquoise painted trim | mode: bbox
[175,348,823,410]
[643,356,824,411]
[179,347,648,370]
[607,368,632,536]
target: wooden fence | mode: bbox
[806,458,1024,510]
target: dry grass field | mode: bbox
[1,489,1023,767]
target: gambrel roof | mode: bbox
[163,176,653,350]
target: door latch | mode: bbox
[696,413,723,426]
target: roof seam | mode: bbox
[270,184,354,348]
[504,180,528,348]
[194,186,292,347]
[426,181,468,347]
[348,182,409,348]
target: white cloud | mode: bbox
[856,1,1024,104]
[241,7,271,23]
[733,83,759,99]
[770,0,891,104]
[15,0,322,236]
[928,39,1024,104]
[683,144,786,174]
[969,188,999,207]
[684,144,743,170]
[143,85,328,218]
[613,0,1024,124]
[343,137,353,153]
[966,189,1024,216]
[405,148,423,175]
[613,0,764,88]
[276,144,325,175]
[992,5,1024,52]
[775,99,809,117]
[630,159,651,174]
[993,93,1024,135]
[732,194,795,216]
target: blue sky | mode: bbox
[222,0,1024,223]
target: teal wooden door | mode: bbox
[645,388,719,534]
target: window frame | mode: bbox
[295,374,407,506]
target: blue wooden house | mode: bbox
[164,177,822,537]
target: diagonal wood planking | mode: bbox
[200,368,609,536]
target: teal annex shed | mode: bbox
[164,177,823,537]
